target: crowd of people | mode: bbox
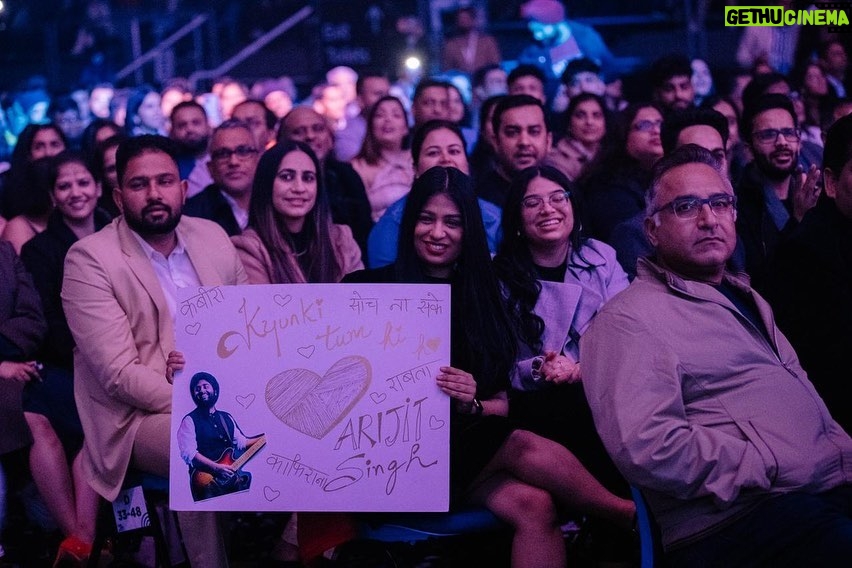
[2,1,852,567]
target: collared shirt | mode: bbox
[186,155,214,199]
[130,230,201,322]
[219,190,249,230]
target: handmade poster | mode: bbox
[170,283,451,512]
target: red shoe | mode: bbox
[53,536,92,568]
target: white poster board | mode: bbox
[170,283,451,512]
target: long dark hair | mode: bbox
[563,92,612,146]
[80,118,122,167]
[579,102,663,186]
[355,95,409,165]
[248,140,342,283]
[2,124,68,218]
[124,86,159,135]
[494,165,589,352]
[10,123,68,172]
[396,166,516,396]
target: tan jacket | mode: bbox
[582,258,852,548]
[231,224,363,284]
[62,216,247,499]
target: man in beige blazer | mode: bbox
[62,135,247,566]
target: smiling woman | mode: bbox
[344,166,636,567]
[231,140,363,284]
[493,165,635,562]
[19,151,113,566]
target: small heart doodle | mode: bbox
[273,294,292,307]
[235,393,256,409]
[297,345,316,359]
[428,416,445,430]
[369,392,387,404]
[263,486,281,502]
[185,322,201,335]
[425,337,441,351]
[266,356,371,439]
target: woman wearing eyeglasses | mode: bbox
[231,140,363,284]
[580,102,665,242]
[343,166,635,567]
[494,165,636,563]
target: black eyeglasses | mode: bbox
[652,194,737,219]
[521,190,571,210]
[752,128,800,144]
[210,145,258,163]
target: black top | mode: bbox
[474,167,513,209]
[765,197,852,432]
[21,208,112,368]
[534,261,568,283]
[184,184,243,237]
[582,160,651,243]
[734,161,799,293]
[324,157,373,260]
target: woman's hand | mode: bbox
[540,351,581,384]
[0,361,41,383]
[166,350,185,384]
[436,366,477,413]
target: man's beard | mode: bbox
[124,203,182,236]
[194,391,218,409]
[754,148,799,182]
[178,135,209,156]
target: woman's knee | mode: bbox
[497,484,558,528]
[24,412,62,448]
[505,429,553,458]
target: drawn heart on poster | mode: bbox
[425,337,441,351]
[185,322,201,335]
[273,294,292,307]
[263,486,280,502]
[236,393,256,409]
[429,416,445,430]
[297,345,315,359]
[369,392,387,404]
[265,356,371,439]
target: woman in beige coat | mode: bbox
[232,140,362,284]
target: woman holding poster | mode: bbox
[344,166,636,567]
[232,140,363,284]
[233,139,364,564]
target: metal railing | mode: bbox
[187,5,313,91]
[116,13,211,85]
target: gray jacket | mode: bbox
[581,257,852,548]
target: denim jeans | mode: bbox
[668,486,852,567]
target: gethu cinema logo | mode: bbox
[725,6,850,26]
